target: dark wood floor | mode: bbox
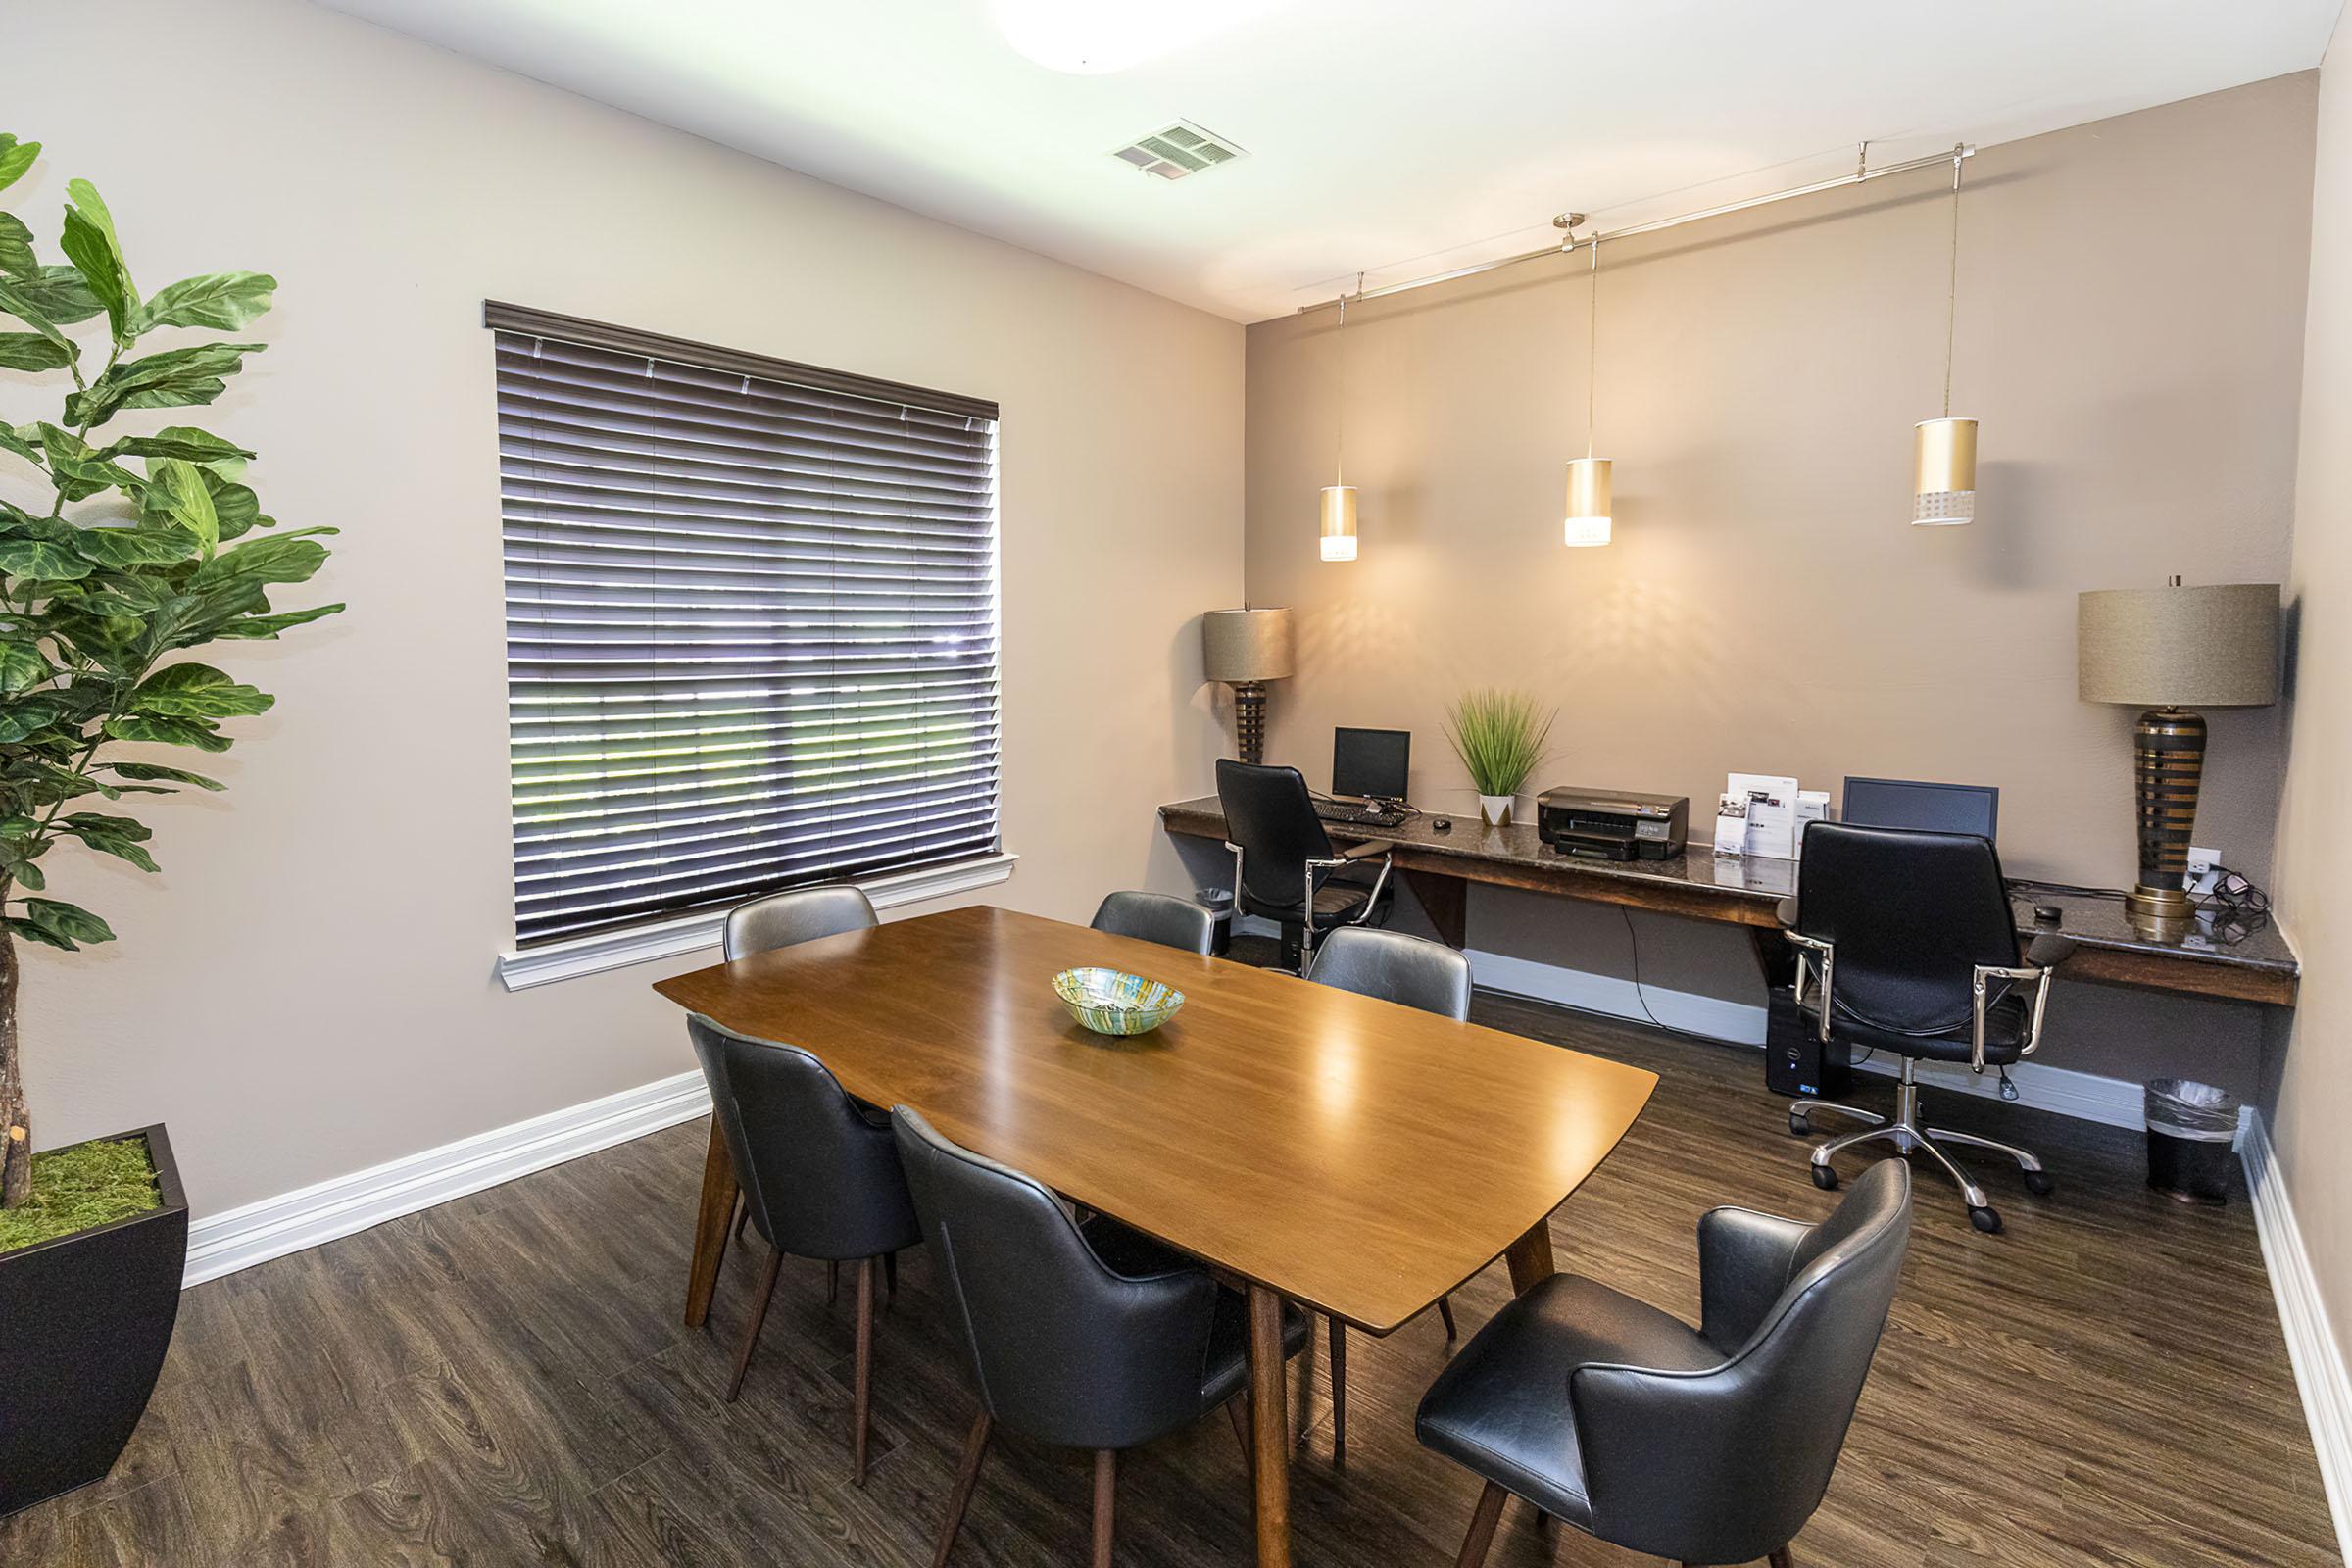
[3,988,2339,1567]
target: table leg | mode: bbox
[1748,923,1796,990]
[1247,1283,1293,1568]
[684,1118,741,1329]
[1402,868,1469,951]
[1503,1212,1557,1297]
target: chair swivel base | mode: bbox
[1789,1057,2052,1235]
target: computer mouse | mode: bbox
[1431,817,1452,831]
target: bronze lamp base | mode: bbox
[2127,706,2205,927]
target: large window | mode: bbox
[489,304,1002,950]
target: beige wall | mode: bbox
[2273,23,2352,1375]
[7,0,1243,1213]
[1241,75,2315,1091]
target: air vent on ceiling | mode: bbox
[1110,121,1247,181]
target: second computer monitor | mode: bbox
[1333,727,1410,804]
[1840,776,1998,841]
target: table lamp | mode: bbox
[1201,607,1294,764]
[2078,579,2279,925]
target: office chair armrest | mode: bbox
[1785,931,1835,1043]
[1775,895,1799,927]
[1303,847,1395,927]
[1971,961,2059,1070]
[1696,1206,1811,1350]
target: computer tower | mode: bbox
[1764,985,1850,1099]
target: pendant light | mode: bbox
[1564,235,1612,547]
[1914,145,1977,525]
[1319,274,1360,562]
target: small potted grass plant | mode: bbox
[0,131,339,1515]
[1444,689,1553,827]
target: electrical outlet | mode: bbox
[2187,846,2222,894]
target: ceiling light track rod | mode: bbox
[1297,142,1975,316]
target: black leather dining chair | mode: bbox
[1216,758,1394,972]
[892,1106,1309,1568]
[686,1015,919,1486]
[723,882,877,961]
[1416,1158,1912,1568]
[719,882,889,1294]
[1304,926,1472,1457]
[1780,823,2074,1233]
[1090,890,1216,956]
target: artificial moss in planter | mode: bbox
[0,1138,162,1256]
[1,1125,190,1516]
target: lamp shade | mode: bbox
[1201,607,1295,683]
[1912,417,1978,525]
[1319,485,1358,562]
[2078,583,2279,709]
[1563,457,1612,548]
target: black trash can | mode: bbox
[2144,1079,2238,1205]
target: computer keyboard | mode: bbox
[1314,800,1408,829]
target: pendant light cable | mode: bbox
[1942,151,1962,418]
[1585,240,1600,458]
[1333,272,1361,485]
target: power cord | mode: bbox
[1618,903,1668,1033]
[2194,866,2271,942]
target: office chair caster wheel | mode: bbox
[1969,1205,2003,1235]
[1809,1162,1838,1191]
[1788,1110,1810,1138]
[2023,1168,2056,1196]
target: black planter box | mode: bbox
[0,1124,188,1517]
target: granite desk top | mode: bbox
[1157,797,2299,994]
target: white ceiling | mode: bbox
[321,0,2339,322]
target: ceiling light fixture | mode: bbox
[995,0,1275,75]
[1561,219,1611,548]
[1320,275,1361,563]
[1914,144,1977,526]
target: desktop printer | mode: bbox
[1537,787,1690,860]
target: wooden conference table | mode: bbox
[654,904,1657,1568]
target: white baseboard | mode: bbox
[1465,948,2146,1132]
[1467,948,1770,1045]
[182,1070,713,1286]
[2241,1110,2352,1561]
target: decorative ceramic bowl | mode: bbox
[1052,967,1186,1036]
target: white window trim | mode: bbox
[494,851,1018,992]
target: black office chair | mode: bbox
[1417,1159,1912,1568]
[686,1015,920,1486]
[1780,823,2074,1234]
[1304,927,1472,1457]
[1090,890,1216,956]
[1216,758,1395,973]
[892,1106,1309,1568]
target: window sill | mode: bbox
[495,852,1019,992]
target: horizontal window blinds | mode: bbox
[493,308,1001,949]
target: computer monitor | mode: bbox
[1840,776,1999,841]
[1332,727,1410,804]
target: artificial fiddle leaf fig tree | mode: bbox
[0,133,341,1210]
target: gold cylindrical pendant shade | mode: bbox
[1913,416,1978,525]
[1563,457,1612,548]
[1319,484,1358,562]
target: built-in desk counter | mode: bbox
[1157,796,2298,1007]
